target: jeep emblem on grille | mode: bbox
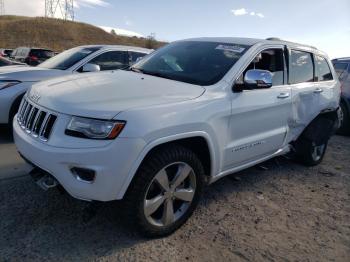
[30,93,41,103]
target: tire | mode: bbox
[123,144,205,237]
[295,139,328,166]
[337,101,350,135]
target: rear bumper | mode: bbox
[13,117,146,201]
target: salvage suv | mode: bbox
[14,38,340,237]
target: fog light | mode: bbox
[71,167,96,183]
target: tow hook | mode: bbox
[30,168,59,191]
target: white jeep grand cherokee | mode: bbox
[14,37,340,237]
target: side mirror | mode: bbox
[244,69,273,89]
[233,69,273,92]
[82,63,100,73]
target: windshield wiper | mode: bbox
[141,70,178,81]
[128,68,180,82]
[128,67,144,73]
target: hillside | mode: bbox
[0,15,165,51]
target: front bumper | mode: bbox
[13,117,146,201]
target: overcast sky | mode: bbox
[4,0,350,58]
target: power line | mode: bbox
[45,0,74,21]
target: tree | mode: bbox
[111,29,117,36]
[146,33,156,49]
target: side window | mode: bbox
[315,55,333,81]
[240,48,285,86]
[289,50,314,84]
[89,51,128,71]
[129,52,147,64]
[333,63,348,80]
[21,49,28,57]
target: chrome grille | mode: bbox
[17,97,57,141]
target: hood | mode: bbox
[29,70,206,119]
[0,65,68,82]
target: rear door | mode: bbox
[313,55,337,110]
[225,46,292,168]
[286,49,320,140]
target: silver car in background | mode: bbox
[0,45,153,126]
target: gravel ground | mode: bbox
[0,134,349,261]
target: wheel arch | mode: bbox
[295,109,338,146]
[117,132,216,199]
[8,92,25,124]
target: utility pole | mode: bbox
[0,0,5,16]
[45,0,74,21]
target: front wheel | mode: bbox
[123,145,205,237]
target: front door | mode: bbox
[224,47,292,169]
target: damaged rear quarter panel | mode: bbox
[288,80,340,141]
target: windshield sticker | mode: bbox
[215,44,245,53]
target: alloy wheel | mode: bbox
[143,162,196,227]
[311,143,326,161]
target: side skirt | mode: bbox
[208,145,291,184]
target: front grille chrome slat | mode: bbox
[17,99,25,122]
[22,104,32,127]
[17,97,57,142]
[25,107,36,132]
[19,101,29,126]
[39,114,51,141]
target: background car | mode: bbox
[332,57,350,135]
[0,56,25,67]
[10,47,55,66]
[0,45,153,126]
[0,48,14,58]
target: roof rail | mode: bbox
[265,37,317,50]
[265,37,282,41]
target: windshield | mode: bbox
[38,47,100,70]
[132,41,250,85]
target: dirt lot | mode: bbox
[0,128,349,261]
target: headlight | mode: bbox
[0,80,21,90]
[65,116,126,140]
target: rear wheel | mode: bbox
[123,145,204,237]
[337,101,350,135]
[295,139,328,166]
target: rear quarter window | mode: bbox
[315,55,333,81]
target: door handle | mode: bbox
[314,88,323,93]
[277,93,290,99]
